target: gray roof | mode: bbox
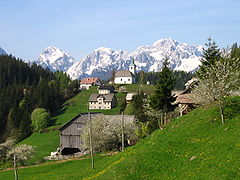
[115,70,133,77]
[89,93,116,102]
[99,85,115,91]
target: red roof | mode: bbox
[175,94,194,104]
[80,78,99,84]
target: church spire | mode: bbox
[129,57,136,75]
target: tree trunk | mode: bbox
[13,154,18,180]
[121,111,125,152]
[219,102,225,124]
[88,112,94,169]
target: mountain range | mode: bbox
[2,38,204,80]
[38,38,203,80]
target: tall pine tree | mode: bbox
[149,58,176,115]
[198,38,221,77]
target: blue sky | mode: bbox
[0,0,239,61]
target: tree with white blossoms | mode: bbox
[0,139,14,161]
[0,139,35,180]
[81,115,137,152]
[192,58,240,124]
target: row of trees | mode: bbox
[0,55,79,143]
[135,68,193,90]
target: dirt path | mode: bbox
[0,151,118,172]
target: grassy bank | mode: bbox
[1,96,240,179]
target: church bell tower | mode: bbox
[129,57,136,75]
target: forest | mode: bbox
[0,55,79,143]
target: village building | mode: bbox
[58,113,135,155]
[89,93,117,110]
[98,85,115,94]
[80,78,102,90]
[175,78,199,116]
[114,58,136,84]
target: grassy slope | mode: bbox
[119,84,156,95]
[17,87,125,164]
[1,96,240,179]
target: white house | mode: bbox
[89,94,117,110]
[80,78,102,90]
[114,58,136,84]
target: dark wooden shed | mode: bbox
[58,112,101,155]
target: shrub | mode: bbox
[31,108,51,132]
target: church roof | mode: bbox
[129,57,135,66]
[115,70,133,77]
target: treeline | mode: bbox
[135,70,194,90]
[0,55,79,142]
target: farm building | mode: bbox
[88,93,117,110]
[58,112,101,155]
[80,78,102,90]
[98,85,115,94]
[58,113,135,155]
[175,78,199,116]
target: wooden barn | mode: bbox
[58,112,101,155]
[58,113,135,155]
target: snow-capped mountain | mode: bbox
[67,38,203,79]
[67,47,131,80]
[37,38,203,80]
[36,46,76,72]
[0,47,7,55]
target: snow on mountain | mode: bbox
[0,47,7,55]
[67,47,131,80]
[37,38,203,80]
[36,46,76,72]
[131,38,202,72]
[67,38,203,80]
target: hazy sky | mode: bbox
[0,0,239,61]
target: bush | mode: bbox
[31,108,51,132]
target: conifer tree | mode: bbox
[149,58,176,113]
[198,38,221,77]
[149,58,176,127]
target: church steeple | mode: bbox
[129,57,136,75]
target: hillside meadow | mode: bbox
[1,96,240,179]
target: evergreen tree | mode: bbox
[149,58,176,113]
[198,38,221,77]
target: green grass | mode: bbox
[1,96,240,179]
[116,84,156,95]
[12,87,126,165]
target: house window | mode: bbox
[131,67,133,69]
[121,78,122,81]
[128,78,130,81]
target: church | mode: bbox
[114,58,136,84]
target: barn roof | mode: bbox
[89,93,115,102]
[58,112,101,131]
[80,78,100,84]
[115,70,133,77]
[175,94,194,104]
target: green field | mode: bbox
[115,84,156,94]
[13,87,126,165]
[1,96,240,179]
